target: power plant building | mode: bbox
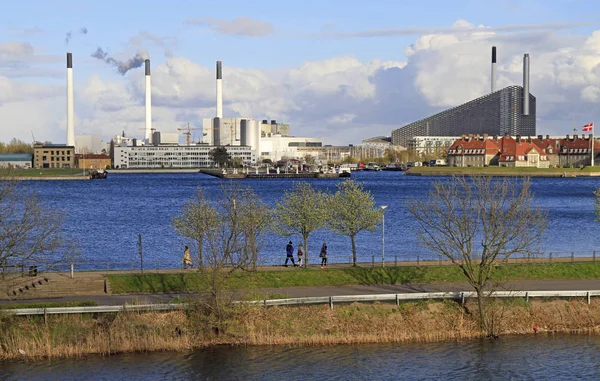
[391,50,536,148]
[113,145,253,169]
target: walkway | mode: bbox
[2,279,600,306]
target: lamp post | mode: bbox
[380,205,388,267]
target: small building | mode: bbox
[33,144,75,169]
[0,153,33,169]
[76,154,111,169]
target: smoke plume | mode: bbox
[65,27,88,45]
[91,48,149,75]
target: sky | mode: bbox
[1,0,600,145]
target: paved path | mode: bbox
[2,279,600,306]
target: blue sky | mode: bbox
[1,0,600,144]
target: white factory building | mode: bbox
[113,144,253,169]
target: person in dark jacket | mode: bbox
[319,242,328,268]
[285,241,296,267]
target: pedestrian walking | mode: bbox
[319,242,328,268]
[297,243,304,267]
[285,241,296,267]
[183,245,192,269]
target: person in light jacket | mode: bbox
[183,245,192,269]
[297,243,304,267]
[319,242,328,268]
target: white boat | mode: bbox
[364,162,381,171]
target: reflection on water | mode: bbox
[2,334,600,380]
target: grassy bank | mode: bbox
[107,262,600,294]
[2,298,600,360]
[406,166,600,177]
[5,169,86,177]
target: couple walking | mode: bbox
[285,241,328,268]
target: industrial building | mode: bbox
[391,48,536,148]
[113,145,252,169]
[33,143,75,169]
[0,154,33,169]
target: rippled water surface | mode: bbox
[2,334,600,380]
[22,171,600,268]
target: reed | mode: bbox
[2,299,600,361]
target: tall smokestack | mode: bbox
[66,53,75,147]
[523,54,530,116]
[491,46,497,93]
[216,61,223,118]
[145,59,152,141]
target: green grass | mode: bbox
[0,301,97,309]
[107,262,600,294]
[407,166,600,175]
[5,168,85,177]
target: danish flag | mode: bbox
[583,123,594,132]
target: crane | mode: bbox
[177,123,201,146]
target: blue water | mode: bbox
[2,334,600,380]
[22,171,600,269]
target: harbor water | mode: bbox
[23,171,600,269]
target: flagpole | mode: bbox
[592,127,595,167]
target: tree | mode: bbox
[172,188,219,269]
[174,183,271,334]
[0,173,73,284]
[274,182,328,268]
[209,146,231,167]
[328,180,383,266]
[407,176,547,337]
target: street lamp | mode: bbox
[380,205,388,267]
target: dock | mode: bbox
[199,169,346,179]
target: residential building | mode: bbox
[33,144,75,169]
[410,136,458,155]
[447,135,599,168]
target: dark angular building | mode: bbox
[391,51,536,148]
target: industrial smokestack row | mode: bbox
[145,59,152,142]
[66,53,75,147]
[491,46,497,93]
[216,61,223,118]
[523,54,530,116]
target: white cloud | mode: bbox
[186,17,274,37]
[7,20,600,145]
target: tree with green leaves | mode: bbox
[408,176,547,337]
[209,146,231,167]
[328,180,383,266]
[172,188,219,269]
[274,182,328,268]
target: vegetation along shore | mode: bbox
[406,166,600,177]
[2,299,600,361]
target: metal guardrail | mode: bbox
[4,290,600,316]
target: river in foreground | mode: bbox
[1,334,599,380]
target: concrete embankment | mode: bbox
[2,299,600,360]
[10,176,89,181]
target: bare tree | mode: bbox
[329,180,383,266]
[408,176,547,337]
[274,182,328,268]
[174,183,271,334]
[172,188,219,269]
[0,176,71,276]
